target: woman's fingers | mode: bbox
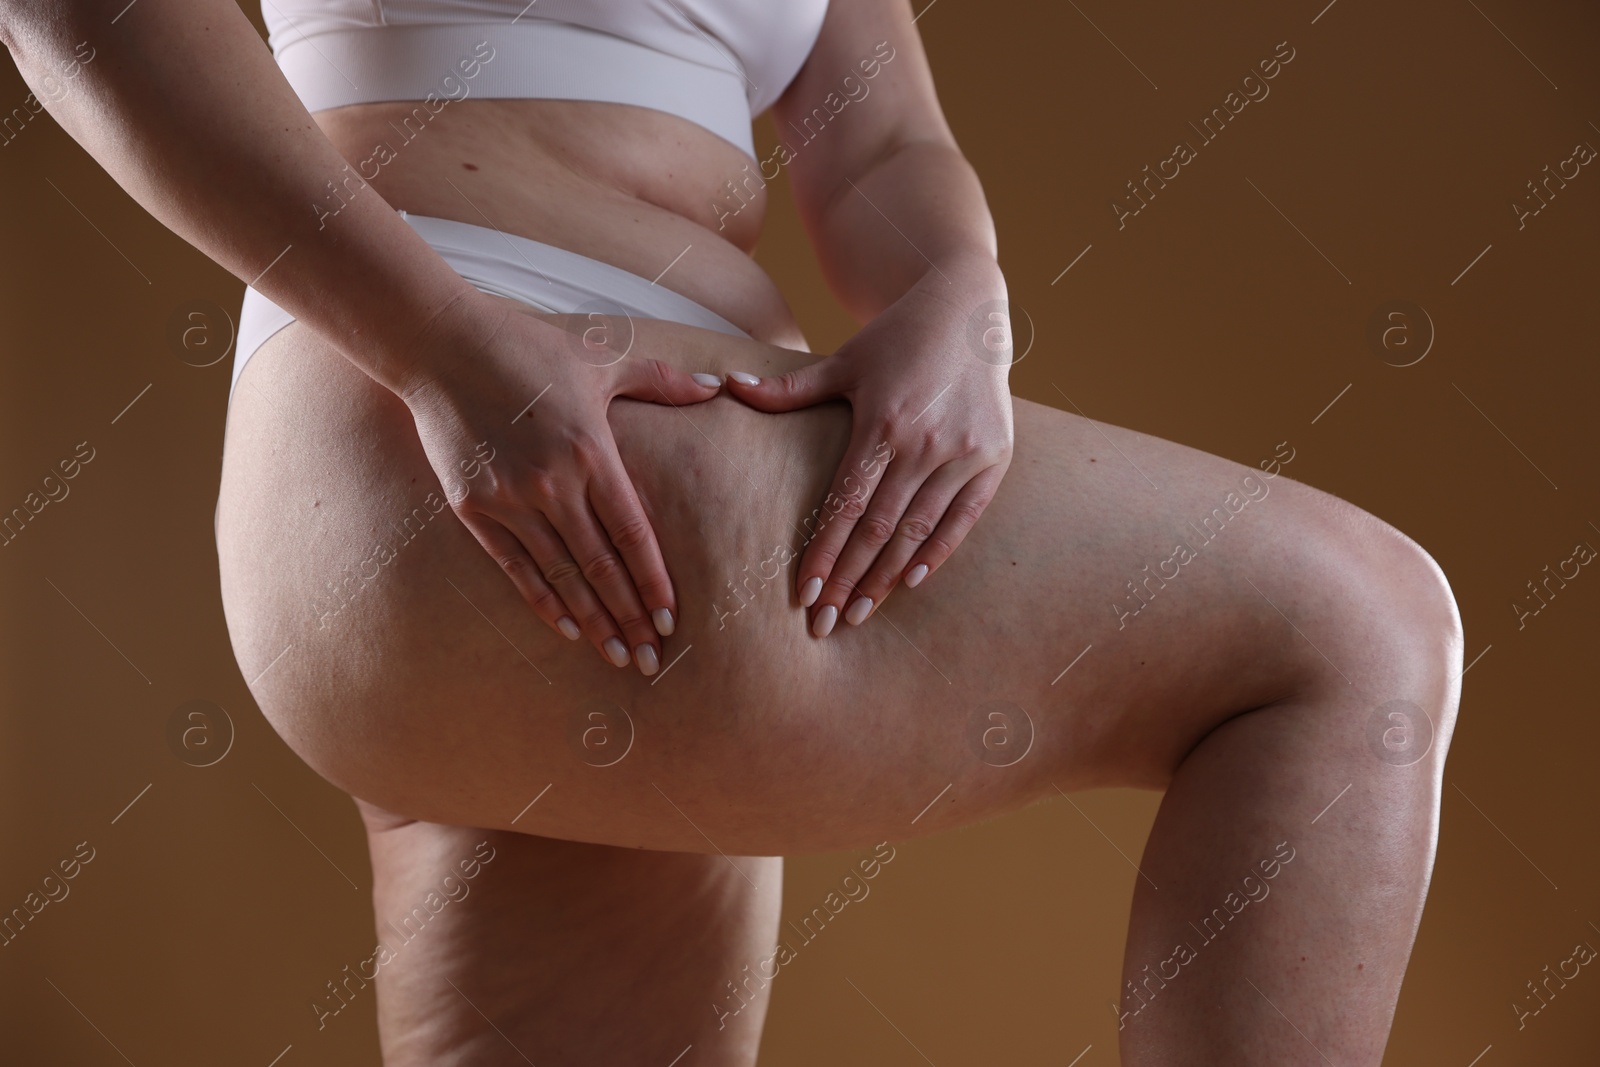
[721,356,845,413]
[612,356,724,406]
[515,501,658,674]
[536,479,668,676]
[834,460,982,623]
[803,457,1006,636]
[804,462,927,636]
[460,455,672,674]
[901,463,1005,588]
[792,437,896,630]
[587,452,680,640]
[455,512,583,644]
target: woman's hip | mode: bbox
[214,301,1131,848]
[217,311,1375,858]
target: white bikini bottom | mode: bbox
[229,210,751,405]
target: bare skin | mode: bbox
[0,0,1461,1061]
[219,275,1462,1062]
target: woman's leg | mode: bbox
[1117,610,1456,1062]
[354,800,780,1066]
[217,313,1461,1062]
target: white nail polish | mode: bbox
[603,636,630,667]
[812,604,838,637]
[652,607,675,637]
[729,371,760,386]
[692,373,722,388]
[799,576,822,607]
[557,616,581,640]
[845,597,874,625]
[905,564,929,588]
[635,644,659,676]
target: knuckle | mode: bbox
[496,551,534,580]
[528,586,564,615]
[567,430,606,464]
[581,550,628,586]
[926,532,959,560]
[578,604,612,631]
[612,607,650,634]
[823,576,858,603]
[949,498,989,528]
[807,543,842,571]
[523,467,562,502]
[628,359,672,396]
[833,493,869,522]
[542,555,584,585]
[859,570,893,599]
[607,514,652,553]
[633,575,672,603]
[896,514,936,543]
[857,513,899,547]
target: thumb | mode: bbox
[613,357,724,406]
[723,357,845,413]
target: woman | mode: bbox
[2,0,1462,1063]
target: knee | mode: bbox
[1382,528,1461,734]
[1358,514,1461,663]
[1379,527,1464,771]
[1293,496,1464,726]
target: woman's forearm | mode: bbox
[0,0,484,394]
[805,138,1003,322]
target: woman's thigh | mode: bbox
[354,803,779,1066]
[217,314,1453,855]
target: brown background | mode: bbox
[2,0,1598,1062]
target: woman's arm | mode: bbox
[770,0,1002,323]
[0,0,723,673]
[0,0,477,392]
[725,0,1013,635]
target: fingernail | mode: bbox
[603,636,630,668]
[799,576,822,607]
[635,643,659,676]
[729,371,760,386]
[845,596,874,625]
[557,616,581,640]
[692,372,722,388]
[811,604,837,638]
[905,564,929,588]
[652,607,675,636]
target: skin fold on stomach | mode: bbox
[311,99,811,349]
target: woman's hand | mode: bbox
[399,290,723,674]
[724,270,1015,636]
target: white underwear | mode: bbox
[229,210,750,405]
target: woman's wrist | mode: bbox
[378,284,501,404]
[924,246,1008,305]
[284,197,516,402]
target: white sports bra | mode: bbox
[263,0,830,159]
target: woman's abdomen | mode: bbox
[310,98,809,350]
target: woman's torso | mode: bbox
[287,0,822,351]
[219,5,1257,846]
